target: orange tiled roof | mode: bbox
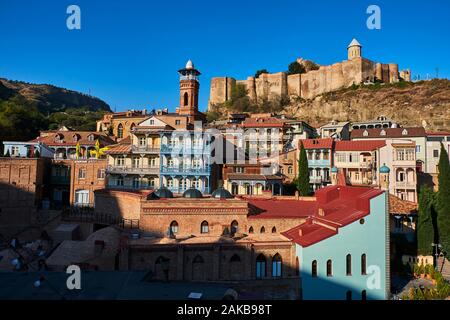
[32,130,115,147]
[389,194,418,215]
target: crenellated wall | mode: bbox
[208,55,409,110]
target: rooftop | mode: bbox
[351,127,427,139]
[334,140,386,151]
[300,138,334,149]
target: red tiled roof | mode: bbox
[389,194,418,215]
[427,131,450,136]
[31,131,115,147]
[242,117,284,128]
[300,138,333,149]
[280,186,384,247]
[105,143,131,154]
[351,127,426,139]
[334,140,386,151]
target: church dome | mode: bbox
[211,188,234,199]
[182,188,203,198]
[331,167,339,173]
[380,164,390,173]
[146,192,160,200]
[186,59,194,69]
[154,187,174,198]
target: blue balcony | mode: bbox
[160,144,211,155]
[160,166,211,175]
[308,159,331,167]
[167,186,211,194]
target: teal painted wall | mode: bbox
[297,192,388,300]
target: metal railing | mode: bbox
[160,166,211,174]
[131,145,160,154]
[106,165,159,175]
[62,206,139,229]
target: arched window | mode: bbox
[231,183,238,195]
[248,227,254,234]
[201,221,209,234]
[183,92,189,106]
[271,226,277,233]
[346,254,352,276]
[260,226,265,234]
[230,254,241,263]
[312,260,317,277]
[231,220,238,234]
[117,123,124,139]
[326,259,333,277]
[288,166,293,174]
[272,254,282,277]
[193,255,204,264]
[170,221,178,234]
[346,290,352,301]
[256,254,266,278]
[361,254,367,275]
[361,290,367,300]
[130,123,136,132]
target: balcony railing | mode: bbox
[309,176,323,184]
[106,184,155,191]
[160,144,211,154]
[395,181,416,189]
[131,145,160,154]
[160,166,211,174]
[167,186,210,194]
[106,165,159,175]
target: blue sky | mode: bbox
[0,0,449,112]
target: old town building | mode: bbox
[301,138,334,190]
[93,183,389,300]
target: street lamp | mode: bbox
[431,243,442,269]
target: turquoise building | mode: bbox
[283,186,389,300]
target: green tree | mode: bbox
[417,185,435,255]
[296,142,310,196]
[255,69,269,78]
[437,143,450,256]
[286,61,305,75]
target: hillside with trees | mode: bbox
[0,78,111,147]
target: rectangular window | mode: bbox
[116,156,125,166]
[78,168,86,179]
[11,146,19,156]
[139,137,146,146]
[175,120,181,125]
[433,150,439,158]
[234,167,244,173]
[132,157,141,168]
[97,169,105,180]
[416,145,421,153]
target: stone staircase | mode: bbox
[437,257,450,280]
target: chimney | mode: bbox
[295,191,299,200]
[318,208,325,216]
[142,109,146,115]
[298,229,303,236]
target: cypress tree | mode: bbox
[437,143,450,256]
[296,142,310,196]
[417,185,435,255]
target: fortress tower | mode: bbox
[347,38,362,60]
[178,60,201,117]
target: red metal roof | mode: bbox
[247,199,316,219]
[279,186,384,247]
[300,138,333,149]
[334,140,386,151]
[351,127,426,139]
[242,117,285,128]
[426,131,450,136]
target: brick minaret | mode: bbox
[178,60,201,119]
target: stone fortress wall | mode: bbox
[208,39,411,110]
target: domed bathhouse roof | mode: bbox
[331,167,339,173]
[146,192,160,200]
[211,188,234,199]
[380,164,390,174]
[182,188,203,198]
[154,187,174,198]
